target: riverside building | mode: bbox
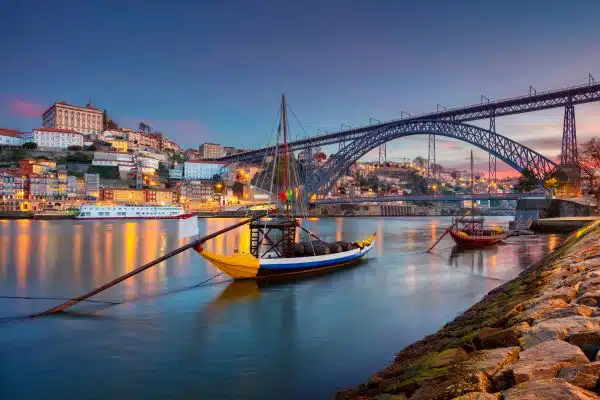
[42,101,103,134]
[183,160,225,180]
[199,143,225,159]
[23,128,84,149]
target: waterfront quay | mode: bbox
[341,221,600,399]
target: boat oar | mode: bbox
[426,212,471,253]
[32,216,263,317]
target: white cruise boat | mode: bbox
[75,205,194,220]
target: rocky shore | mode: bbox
[339,221,600,399]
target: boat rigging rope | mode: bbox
[0,271,227,324]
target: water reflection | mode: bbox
[1,217,568,400]
[16,221,30,289]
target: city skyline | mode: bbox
[2,0,600,176]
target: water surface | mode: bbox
[0,217,562,399]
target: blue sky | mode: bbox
[1,0,600,175]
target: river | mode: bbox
[0,217,562,399]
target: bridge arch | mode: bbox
[305,120,556,194]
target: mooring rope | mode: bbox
[0,296,118,304]
[0,271,227,324]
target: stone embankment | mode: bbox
[339,221,600,399]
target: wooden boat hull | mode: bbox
[195,234,376,280]
[449,230,507,248]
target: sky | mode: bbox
[2,0,600,177]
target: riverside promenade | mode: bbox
[339,221,600,399]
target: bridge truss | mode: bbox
[221,83,600,164]
[303,120,556,195]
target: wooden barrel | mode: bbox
[293,243,305,256]
[328,244,343,253]
[333,241,353,251]
[310,245,331,256]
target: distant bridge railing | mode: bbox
[312,193,549,205]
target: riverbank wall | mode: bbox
[339,220,600,399]
[531,217,600,233]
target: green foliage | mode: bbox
[68,145,83,151]
[516,168,537,193]
[103,109,119,130]
[87,165,120,179]
[413,156,426,168]
[22,142,37,150]
[169,152,185,163]
[67,170,84,178]
[66,152,93,164]
[93,139,111,147]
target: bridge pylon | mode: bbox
[378,143,387,165]
[488,111,497,193]
[561,103,578,165]
[557,102,582,197]
[427,134,436,181]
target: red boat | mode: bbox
[448,217,507,248]
[445,150,507,249]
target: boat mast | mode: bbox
[281,94,291,216]
[470,149,475,223]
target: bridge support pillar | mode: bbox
[561,103,579,165]
[427,134,436,182]
[488,112,497,193]
[378,143,387,165]
[557,103,581,197]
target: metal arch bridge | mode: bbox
[304,120,556,195]
[313,193,548,205]
[220,82,600,163]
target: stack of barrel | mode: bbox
[288,240,358,257]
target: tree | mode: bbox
[516,168,537,193]
[86,145,97,152]
[87,165,120,179]
[23,142,37,150]
[68,145,83,151]
[138,122,152,133]
[413,156,426,168]
[103,109,119,130]
[580,138,600,205]
[431,163,444,176]
[66,152,93,164]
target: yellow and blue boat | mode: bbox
[194,94,376,281]
[194,229,376,280]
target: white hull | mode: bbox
[75,205,192,220]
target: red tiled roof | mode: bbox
[34,127,83,135]
[0,128,22,137]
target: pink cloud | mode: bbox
[9,99,46,118]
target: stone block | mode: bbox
[558,362,600,389]
[502,378,600,399]
[510,340,589,384]
[479,323,529,349]
[520,316,600,349]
